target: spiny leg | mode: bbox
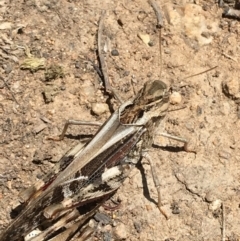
[159,132,196,153]
[142,152,168,219]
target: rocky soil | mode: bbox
[0,0,240,240]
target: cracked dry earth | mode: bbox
[0,0,240,240]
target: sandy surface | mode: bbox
[0,0,240,240]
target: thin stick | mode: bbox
[222,203,226,241]
[184,66,218,80]
[148,0,164,28]
[98,11,112,94]
[0,76,20,105]
[158,29,162,78]
[97,11,124,103]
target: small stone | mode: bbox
[33,123,47,134]
[171,202,180,214]
[209,199,222,211]
[148,41,154,47]
[164,48,171,54]
[0,22,12,29]
[42,85,59,103]
[94,212,112,225]
[138,33,150,45]
[117,17,125,27]
[113,223,128,240]
[145,204,152,211]
[221,102,231,116]
[222,78,240,98]
[4,63,13,74]
[91,103,109,116]
[196,105,202,116]
[111,49,119,56]
[75,61,80,69]
[170,92,182,104]
[88,219,96,228]
[134,221,142,233]
[40,116,51,124]
[219,150,231,159]
[205,191,215,203]
[137,11,147,22]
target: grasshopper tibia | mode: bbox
[159,132,196,153]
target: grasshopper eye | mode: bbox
[143,80,169,104]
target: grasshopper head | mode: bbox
[141,80,169,106]
[137,80,170,121]
[120,80,169,124]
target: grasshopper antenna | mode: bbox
[149,0,164,78]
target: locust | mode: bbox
[0,79,170,241]
[0,10,189,241]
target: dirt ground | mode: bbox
[0,0,240,240]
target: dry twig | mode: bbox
[98,11,111,94]
[148,0,163,28]
[222,203,226,241]
[0,76,19,105]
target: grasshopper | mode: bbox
[0,79,171,241]
[0,9,191,241]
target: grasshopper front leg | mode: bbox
[142,152,169,220]
[48,120,102,141]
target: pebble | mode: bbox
[75,61,80,69]
[205,191,215,203]
[138,33,150,45]
[111,49,119,56]
[33,123,47,134]
[81,85,96,97]
[219,150,231,160]
[4,63,13,74]
[170,91,182,104]
[222,78,239,98]
[91,103,109,116]
[0,21,12,29]
[209,199,222,211]
[134,221,142,233]
[113,223,128,240]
